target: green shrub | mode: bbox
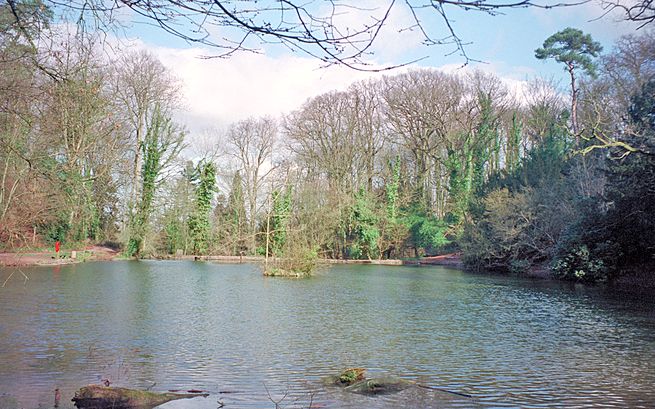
[552,245,607,282]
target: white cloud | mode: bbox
[316,0,427,62]
[143,46,387,137]
[139,42,540,141]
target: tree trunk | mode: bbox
[568,63,579,137]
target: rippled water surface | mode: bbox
[1,261,654,408]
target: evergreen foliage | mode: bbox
[270,187,292,256]
[188,160,217,255]
[126,106,184,257]
[225,171,247,254]
[347,189,380,260]
[404,211,450,256]
[535,28,603,77]
[385,157,401,223]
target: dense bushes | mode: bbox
[463,78,655,282]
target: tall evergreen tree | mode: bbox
[535,28,602,135]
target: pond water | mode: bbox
[1,260,654,408]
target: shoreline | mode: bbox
[0,246,464,270]
[0,246,120,267]
[157,253,464,268]
[1,250,463,268]
[3,250,652,293]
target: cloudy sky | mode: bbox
[114,1,641,137]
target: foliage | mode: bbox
[269,187,292,256]
[506,113,522,173]
[127,106,184,257]
[338,368,366,385]
[1,19,652,290]
[600,82,653,262]
[163,216,184,254]
[265,246,318,278]
[38,215,69,244]
[385,156,401,223]
[536,27,602,134]
[188,160,217,255]
[404,211,450,256]
[461,188,533,270]
[471,93,498,192]
[462,131,573,272]
[224,171,247,254]
[0,0,52,41]
[535,27,603,77]
[553,245,608,282]
[379,157,409,259]
[347,190,380,259]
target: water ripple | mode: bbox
[0,261,654,408]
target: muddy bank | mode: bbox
[403,253,464,268]
[193,254,463,267]
[0,246,119,267]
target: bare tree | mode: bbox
[285,90,359,192]
[110,50,180,219]
[225,117,277,252]
[383,69,464,214]
[522,77,567,148]
[578,30,655,157]
[348,80,386,192]
[39,33,126,239]
[601,0,655,28]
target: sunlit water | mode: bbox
[1,261,654,408]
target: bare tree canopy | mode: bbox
[602,0,655,28]
[7,0,589,70]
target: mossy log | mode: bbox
[344,377,415,395]
[72,385,209,409]
[322,368,472,398]
[321,368,367,386]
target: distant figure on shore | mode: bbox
[54,388,60,407]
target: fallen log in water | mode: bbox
[344,377,415,395]
[71,385,209,409]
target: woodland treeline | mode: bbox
[1,0,654,282]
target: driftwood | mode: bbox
[72,385,209,409]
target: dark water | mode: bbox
[1,261,654,409]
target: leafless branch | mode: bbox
[600,0,655,28]
[27,0,589,70]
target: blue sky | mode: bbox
[113,1,641,135]
[129,1,635,73]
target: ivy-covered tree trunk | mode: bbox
[188,160,217,255]
[226,171,247,255]
[348,189,380,260]
[506,113,522,173]
[269,187,292,256]
[127,106,184,257]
